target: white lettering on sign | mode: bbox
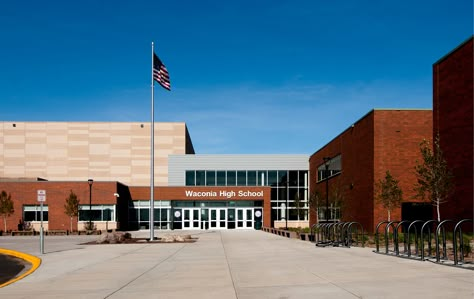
[238,190,264,197]
[185,190,217,197]
[184,190,264,198]
[220,191,236,198]
[37,190,46,202]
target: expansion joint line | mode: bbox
[104,243,188,298]
[304,266,362,298]
[220,231,239,299]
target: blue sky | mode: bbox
[0,1,472,154]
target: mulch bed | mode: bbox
[81,237,198,245]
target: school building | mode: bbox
[0,37,472,233]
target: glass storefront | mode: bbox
[185,169,309,223]
[128,200,263,230]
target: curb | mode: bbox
[0,248,41,288]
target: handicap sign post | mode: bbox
[37,190,46,254]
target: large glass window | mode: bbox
[288,171,298,186]
[247,171,257,186]
[227,171,236,186]
[278,170,288,186]
[216,171,226,186]
[317,155,342,182]
[23,205,48,221]
[237,171,246,186]
[206,171,216,186]
[78,205,115,221]
[268,171,278,186]
[181,168,309,227]
[196,171,205,186]
[128,200,172,230]
[186,171,195,186]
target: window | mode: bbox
[317,155,342,182]
[237,171,246,186]
[227,171,236,186]
[78,205,115,221]
[268,171,278,186]
[278,170,288,186]
[257,171,266,186]
[206,171,216,186]
[288,171,298,186]
[247,171,257,186]
[185,171,195,186]
[196,171,205,186]
[216,171,226,186]
[23,205,48,221]
[317,205,341,222]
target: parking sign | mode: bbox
[37,190,46,202]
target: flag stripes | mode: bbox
[153,53,170,90]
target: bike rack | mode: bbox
[453,219,473,265]
[394,220,410,256]
[346,222,365,247]
[375,219,473,269]
[384,221,400,254]
[314,221,366,248]
[435,220,455,263]
[310,223,319,243]
[420,220,438,261]
[406,220,425,258]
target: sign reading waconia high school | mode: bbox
[184,190,264,199]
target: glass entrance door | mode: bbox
[209,208,227,229]
[182,208,201,229]
[236,208,254,229]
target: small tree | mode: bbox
[64,190,80,232]
[0,191,14,232]
[375,170,403,222]
[414,134,454,221]
[329,181,346,221]
[308,190,322,223]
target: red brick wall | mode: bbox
[433,37,474,221]
[310,110,375,231]
[309,110,432,233]
[0,181,119,231]
[0,182,271,231]
[373,110,433,226]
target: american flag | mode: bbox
[153,53,170,91]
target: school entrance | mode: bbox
[171,200,263,230]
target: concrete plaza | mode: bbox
[0,230,473,298]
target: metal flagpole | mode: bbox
[150,42,155,240]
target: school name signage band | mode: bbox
[185,190,264,199]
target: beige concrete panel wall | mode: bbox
[0,121,191,186]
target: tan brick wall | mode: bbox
[0,122,190,186]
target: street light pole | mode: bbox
[285,181,288,230]
[88,179,93,229]
[323,157,331,223]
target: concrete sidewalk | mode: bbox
[0,230,473,298]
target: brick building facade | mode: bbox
[0,180,270,232]
[433,36,473,222]
[309,109,433,233]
